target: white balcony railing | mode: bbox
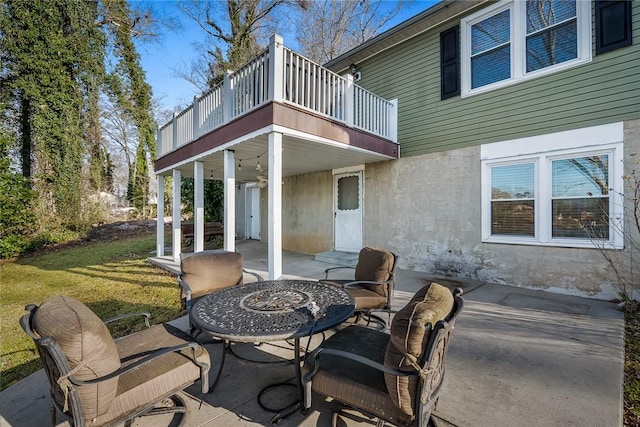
[157,34,398,157]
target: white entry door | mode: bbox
[246,186,261,240]
[334,172,363,252]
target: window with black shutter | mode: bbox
[440,25,460,100]
[595,1,633,55]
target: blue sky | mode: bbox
[137,1,440,111]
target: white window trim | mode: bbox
[461,0,592,97]
[481,122,625,249]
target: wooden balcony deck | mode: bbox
[155,35,398,177]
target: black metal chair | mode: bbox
[303,283,463,427]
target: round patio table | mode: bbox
[189,279,355,423]
[190,279,355,342]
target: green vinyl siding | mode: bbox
[357,1,640,157]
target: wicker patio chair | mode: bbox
[178,250,263,311]
[20,295,211,427]
[303,283,463,427]
[320,247,398,327]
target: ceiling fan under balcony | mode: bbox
[256,161,268,188]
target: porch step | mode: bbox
[314,251,358,268]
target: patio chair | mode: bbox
[20,295,211,427]
[303,283,463,427]
[320,247,397,327]
[178,249,263,311]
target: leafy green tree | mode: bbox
[181,178,225,223]
[1,0,106,230]
[0,127,35,259]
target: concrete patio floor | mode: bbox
[0,240,624,426]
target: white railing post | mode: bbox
[223,70,234,123]
[345,74,354,128]
[192,95,200,140]
[172,112,178,150]
[389,98,398,143]
[269,34,284,102]
[156,125,162,156]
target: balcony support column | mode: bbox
[156,175,165,257]
[223,150,236,252]
[194,161,205,252]
[268,131,283,280]
[172,169,182,261]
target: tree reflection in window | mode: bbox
[552,155,609,239]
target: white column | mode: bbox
[223,150,236,252]
[194,161,204,253]
[223,70,234,123]
[192,95,200,140]
[156,175,165,256]
[172,169,182,261]
[268,34,284,102]
[156,125,163,157]
[389,98,398,143]
[268,132,283,280]
[345,74,354,127]
[172,112,178,150]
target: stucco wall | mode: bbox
[235,184,246,239]
[261,170,334,254]
[363,119,640,300]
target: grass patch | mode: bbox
[0,232,182,391]
[625,302,640,427]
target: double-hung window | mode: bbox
[481,123,625,249]
[462,0,591,96]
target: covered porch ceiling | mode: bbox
[157,132,396,182]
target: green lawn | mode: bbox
[0,233,183,391]
[625,303,640,426]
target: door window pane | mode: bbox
[337,175,359,210]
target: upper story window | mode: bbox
[462,0,591,96]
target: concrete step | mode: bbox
[314,251,358,267]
